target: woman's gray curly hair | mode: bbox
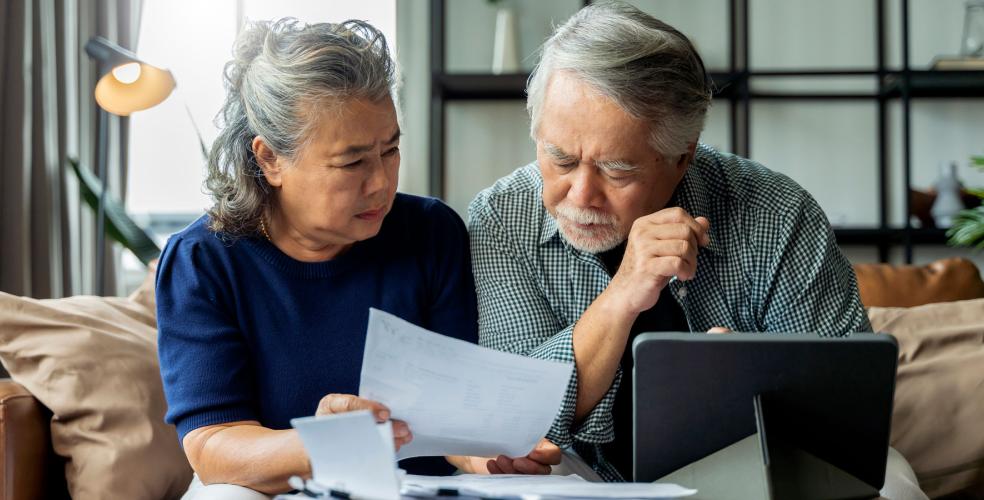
[205,18,396,237]
[526,1,713,160]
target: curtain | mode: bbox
[0,0,143,298]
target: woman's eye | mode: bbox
[340,160,363,168]
[383,146,400,157]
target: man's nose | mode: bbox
[566,167,603,207]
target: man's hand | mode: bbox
[606,207,711,315]
[448,438,562,475]
[316,394,412,451]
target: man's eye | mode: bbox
[340,160,363,168]
[555,161,577,169]
[383,147,400,157]
[604,171,632,182]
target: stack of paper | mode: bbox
[402,474,697,499]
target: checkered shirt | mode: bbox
[467,144,872,481]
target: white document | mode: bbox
[291,411,400,500]
[401,474,697,499]
[360,308,574,460]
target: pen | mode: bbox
[289,476,353,499]
[670,276,694,334]
[288,476,319,498]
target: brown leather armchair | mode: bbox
[0,380,68,499]
[0,258,982,499]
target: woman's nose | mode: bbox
[364,157,391,195]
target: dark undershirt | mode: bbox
[596,242,690,481]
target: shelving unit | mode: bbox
[429,0,980,263]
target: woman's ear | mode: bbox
[253,136,284,187]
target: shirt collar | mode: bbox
[537,147,721,254]
[539,207,561,246]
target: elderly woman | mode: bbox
[156,19,552,499]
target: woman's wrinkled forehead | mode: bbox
[293,95,399,160]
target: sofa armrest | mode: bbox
[0,378,62,500]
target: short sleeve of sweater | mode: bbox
[156,234,258,441]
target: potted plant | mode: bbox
[946,156,984,250]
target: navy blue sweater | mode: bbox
[156,194,478,467]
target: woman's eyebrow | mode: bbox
[334,129,402,157]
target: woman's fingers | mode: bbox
[392,419,410,438]
[394,430,413,451]
[392,419,412,450]
[316,396,414,450]
[316,394,390,422]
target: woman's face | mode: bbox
[258,96,401,257]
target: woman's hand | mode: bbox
[315,394,413,451]
[448,438,562,475]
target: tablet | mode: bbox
[632,332,897,492]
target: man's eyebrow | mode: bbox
[334,129,402,156]
[543,142,578,163]
[385,129,402,144]
[596,159,641,172]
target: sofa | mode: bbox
[0,258,983,500]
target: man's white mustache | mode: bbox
[555,202,616,226]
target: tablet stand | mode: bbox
[658,394,880,500]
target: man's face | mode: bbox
[536,71,692,254]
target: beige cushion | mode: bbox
[868,298,984,498]
[0,283,191,500]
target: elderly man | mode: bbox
[467,2,926,499]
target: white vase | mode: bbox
[931,161,965,228]
[492,8,520,74]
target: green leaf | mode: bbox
[67,157,162,265]
[947,205,984,250]
[972,156,984,170]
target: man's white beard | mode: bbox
[554,201,625,254]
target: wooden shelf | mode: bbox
[882,70,984,98]
[834,228,949,245]
[437,72,740,100]
[437,70,984,101]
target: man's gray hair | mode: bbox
[205,18,397,237]
[526,1,712,159]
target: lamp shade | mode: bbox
[84,36,176,116]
